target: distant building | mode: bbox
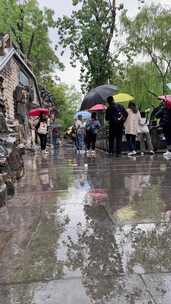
[0,33,41,124]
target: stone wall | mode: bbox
[1,58,18,120]
[1,57,39,121]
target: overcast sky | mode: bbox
[38,0,171,91]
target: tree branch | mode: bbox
[27,32,35,59]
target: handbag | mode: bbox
[38,122,47,135]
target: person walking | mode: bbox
[75,115,85,154]
[138,111,154,155]
[36,114,48,153]
[29,117,36,148]
[155,103,171,159]
[125,102,141,156]
[105,96,128,156]
[85,112,101,156]
[52,124,59,149]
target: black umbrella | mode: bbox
[80,84,118,110]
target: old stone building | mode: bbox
[0,33,41,124]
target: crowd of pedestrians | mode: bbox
[105,96,154,157]
[74,112,101,156]
[28,114,61,154]
[28,95,171,160]
[74,95,171,159]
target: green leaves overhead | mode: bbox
[121,4,171,94]
[0,0,62,81]
[57,0,117,93]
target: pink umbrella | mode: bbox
[89,104,107,112]
[159,95,171,109]
[28,108,49,117]
[159,95,171,102]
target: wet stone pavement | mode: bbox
[1,146,171,303]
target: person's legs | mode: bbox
[77,132,84,151]
[139,133,145,153]
[42,134,47,150]
[126,134,132,152]
[75,135,79,150]
[132,135,136,151]
[86,131,91,151]
[31,130,36,146]
[126,134,136,153]
[52,136,58,148]
[39,134,44,151]
[80,133,85,150]
[163,127,171,152]
[109,126,115,153]
[77,133,81,150]
[91,134,97,151]
[115,128,123,156]
[145,132,154,152]
[167,132,171,152]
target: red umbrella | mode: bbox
[87,189,108,201]
[89,104,107,112]
[159,95,171,109]
[28,108,49,117]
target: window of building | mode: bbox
[19,70,29,86]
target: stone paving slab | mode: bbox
[0,275,154,304]
[142,274,171,304]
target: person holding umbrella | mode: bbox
[105,96,128,156]
[35,113,48,154]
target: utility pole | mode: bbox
[109,0,124,20]
[113,0,116,9]
[112,0,116,20]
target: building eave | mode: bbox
[0,48,41,105]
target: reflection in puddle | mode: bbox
[1,150,171,303]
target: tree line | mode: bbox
[0,0,170,126]
[57,0,171,107]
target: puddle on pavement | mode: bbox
[1,149,171,303]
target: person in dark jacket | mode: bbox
[105,96,128,156]
[35,114,48,153]
[156,103,171,159]
[85,112,101,155]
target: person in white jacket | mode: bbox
[138,112,154,155]
[125,102,141,156]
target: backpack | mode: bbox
[111,105,123,124]
[52,127,58,136]
[38,122,48,135]
[86,119,100,134]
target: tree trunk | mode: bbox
[162,76,166,95]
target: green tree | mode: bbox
[115,62,171,109]
[0,0,62,80]
[57,0,123,93]
[121,4,171,94]
[42,78,81,128]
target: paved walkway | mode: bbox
[0,146,171,303]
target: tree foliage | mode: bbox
[120,4,171,94]
[114,62,171,109]
[42,78,81,128]
[0,0,62,81]
[57,0,121,93]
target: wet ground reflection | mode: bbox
[0,148,171,303]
